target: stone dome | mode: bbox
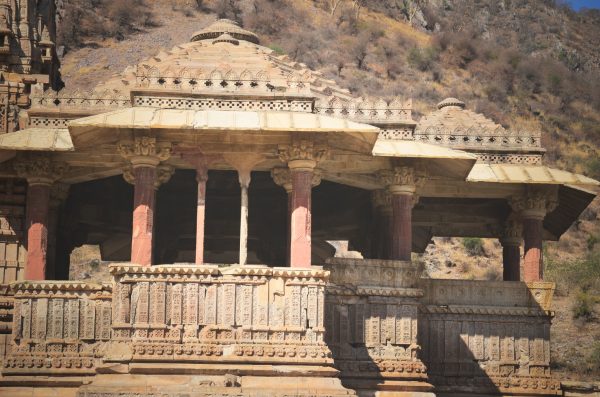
[190,19,260,44]
[437,97,465,109]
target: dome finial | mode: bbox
[437,97,465,110]
[191,19,259,44]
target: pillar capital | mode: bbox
[271,167,292,193]
[118,136,172,167]
[500,217,522,247]
[123,164,175,189]
[378,166,426,195]
[14,155,68,186]
[510,188,558,220]
[278,140,327,171]
[372,189,392,212]
[154,165,175,189]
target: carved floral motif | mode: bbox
[117,136,172,167]
[13,155,69,185]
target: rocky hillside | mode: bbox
[55,0,600,380]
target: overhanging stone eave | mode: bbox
[68,107,381,148]
[130,88,318,102]
[372,139,477,180]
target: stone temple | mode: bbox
[0,10,598,397]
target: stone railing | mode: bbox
[419,279,560,396]
[415,126,542,151]
[108,264,331,368]
[30,89,131,112]
[324,258,431,394]
[314,97,413,124]
[3,281,112,375]
[134,68,311,96]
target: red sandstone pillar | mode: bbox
[391,194,413,261]
[195,169,208,265]
[523,217,543,282]
[271,168,293,266]
[290,169,312,268]
[25,183,51,280]
[510,189,556,282]
[131,166,156,266]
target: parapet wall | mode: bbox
[0,261,562,396]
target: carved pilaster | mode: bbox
[278,139,327,171]
[117,136,172,167]
[14,155,68,185]
[372,189,392,213]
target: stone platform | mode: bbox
[0,260,559,396]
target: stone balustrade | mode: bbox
[419,278,560,395]
[0,262,565,396]
[4,281,112,375]
[108,264,331,368]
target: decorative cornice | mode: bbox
[10,280,112,293]
[13,155,69,185]
[278,140,327,171]
[510,188,558,220]
[117,136,172,167]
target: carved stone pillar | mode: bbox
[278,140,326,268]
[500,218,522,281]
[223,154,263,266]
[271,167,292,266]
[119,136,171,266]
[14,156,68,280]
[372,189,392,259]
[510,189,558,282]
[379,167,424,261]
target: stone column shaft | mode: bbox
[290,169,312,268]
[391,194,413,261]
[131,166,156,266]
[239,180,250,266]
[196,173,207,265]
[382,210,393,260]
[502,243,521,281]
[523,218,543,282]
[25,183,51,280]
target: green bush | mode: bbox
[586,342,600,372]
[462,237,485,257]
[407,47,439,71]
[545,257,600,294]
[572,290,595,321]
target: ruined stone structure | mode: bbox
[0,17,597,397]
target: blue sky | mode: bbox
[568,0,600,10]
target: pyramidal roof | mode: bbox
[91,19,354,100]
[416,97,504,134]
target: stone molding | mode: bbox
[510,188,559,220]
[122,164,175,189]
[117,136,172,168]
[13,155,69,185]
[278,140,328,171]
[325,258,420,290]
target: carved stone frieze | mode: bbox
[325,258,421,290]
